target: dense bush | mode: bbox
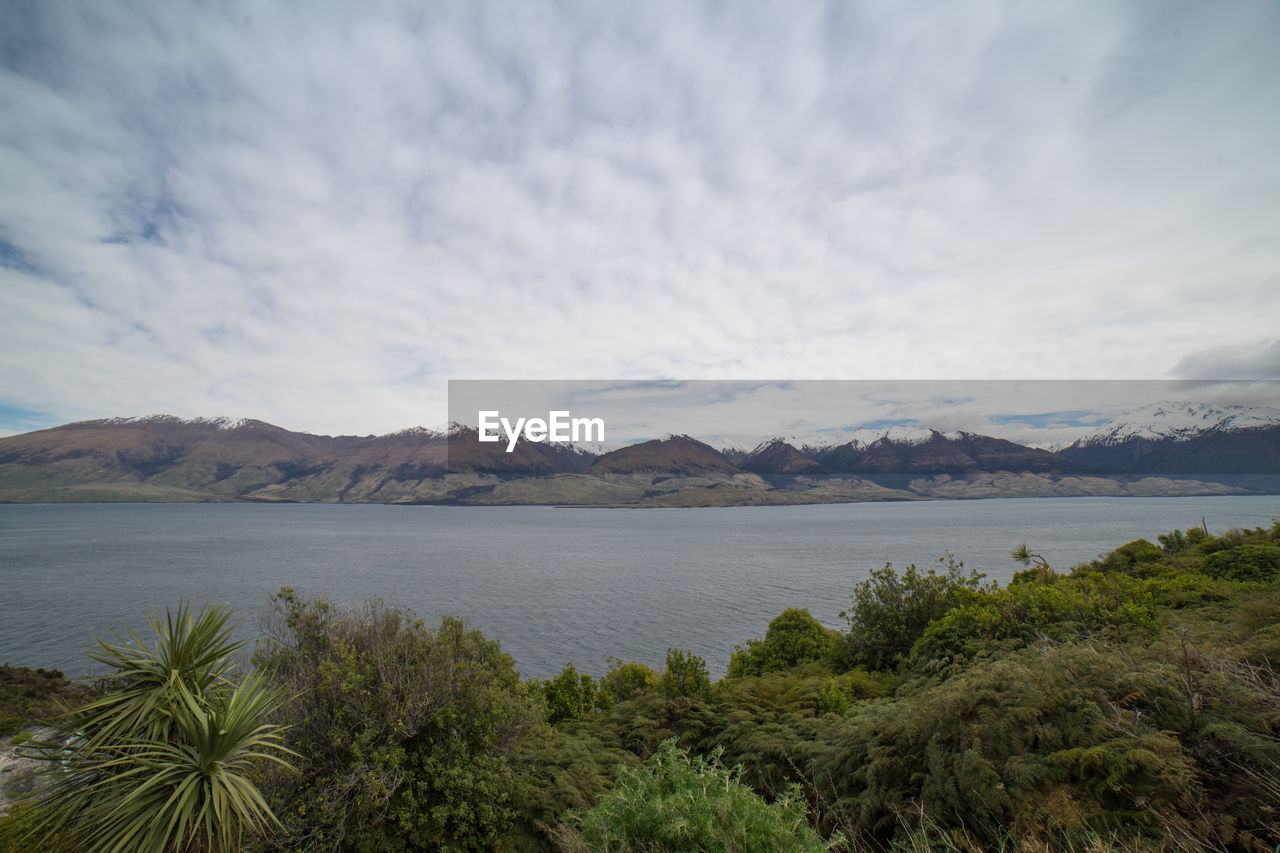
[252,590,545,851]
[1202,543,1280,582]
[910,571,1161,665]
[508,730,635,852]
[802,638,1280,850]
[554,739,839,852]
[658,648,712,701]
[707,668,896,798]
[1091,537,1167,574]
[544,657,667,726]
[598,657,657,703]
[5,524,1279,852]
[1158,526,1206,553]
[543,663,608,725]
[728,608,840,678]
[0,666,83,738]
[840,555,990,671]
[578,691,720,761]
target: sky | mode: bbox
[448,379,1280,450]
[2,0,1279,438]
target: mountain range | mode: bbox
[1,402,1278,505]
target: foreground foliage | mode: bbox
[554,739,839,852]
[3,521,1279,851]
[803,637,1280,849]
[553,522,1280,852]
[1,603,292,853]
[251,590,546,851]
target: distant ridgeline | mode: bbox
[2,403,1279,505]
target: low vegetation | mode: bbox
[0,666,83,738]
[2,522,1278,851]
[553,739,838,851]
[250,591,546,851]
[1,604,293,852]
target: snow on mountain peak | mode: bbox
[734,425,956,455]
[199,416,251,430]
[384,425,445,438]
[828,425,945,449]
[1073,401,1280,447]
[878,425,940,446]
[102,414,250,430]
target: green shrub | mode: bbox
[581,691,720,761]
[1112,538,1165,567]
[729,608,840,678]
[659,648,712,701]
[829,668,897,703]
[1117,538,1164,563]
[556,739,839,852]
[545,662,608,724]
[840,555,990,671]
[252,590,545,851]
[508,730,636,852]
[1158,528,1190,553]
[911,572,1160,665]
[0,665,83,738]
[1084,538,1176,578]
[599,657,657,704]
[1201,543,1280,582]
[804,639,1280,850]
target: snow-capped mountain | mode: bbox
[1070,402,1280,448]
[1055,401,1280,476]
[699,432,829,455]
[844,425,960,448]
[383,425,447,439]
[103,414,252,430]
[5,403,1280,503]
[731,425,954,457]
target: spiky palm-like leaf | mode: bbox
[79,601,242,746]
[5,602,294,853]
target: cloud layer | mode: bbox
[3,1,1279,435]
[448,378,1280,450]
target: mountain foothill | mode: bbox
[1,403,1278,505]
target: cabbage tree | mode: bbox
[5,602,294,853]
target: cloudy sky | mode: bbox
[449,379,1280,449]
[2,0,1279,437]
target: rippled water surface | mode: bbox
[2,496,1278,679]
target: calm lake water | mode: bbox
[2,496,1278,680]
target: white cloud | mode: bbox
[447,379,1280,451]
[1172,340,1280,380]
[2,0,1279,434]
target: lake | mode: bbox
[2,495,1278,679]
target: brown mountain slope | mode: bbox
[0,417,597,501]
[3,415,1274,503]
[742,439,826,475]
[586,435,739,476]
[819,430,975,474]
[0,416,345,467]
[949,432,1063,473]
[445,427,596,476]
[0,417,365,499]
